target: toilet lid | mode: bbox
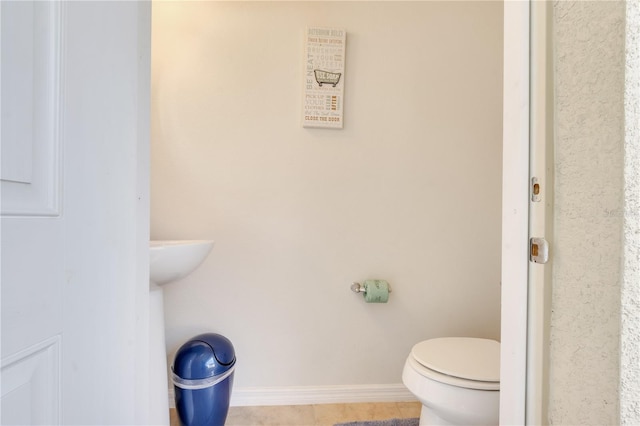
[411,337,500,383]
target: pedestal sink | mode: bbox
[149,240,214,425]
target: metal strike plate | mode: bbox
[530,237,549,264]
[531,177,541,202]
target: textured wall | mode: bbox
[550,1,625,424]
[621,0,640,424]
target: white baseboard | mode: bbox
[168,384,416,408]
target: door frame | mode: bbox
[526,1,554,424]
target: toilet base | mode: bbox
[419,404,497,426]
[420,404,454,426]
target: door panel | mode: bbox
[1,1,61,216]
[1,3,64,424]
[1,1,150,424]
[1,337,61,425]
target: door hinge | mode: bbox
[530,237,549,264]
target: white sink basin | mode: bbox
[149,240,214,286]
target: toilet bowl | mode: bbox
[402,337,500,426]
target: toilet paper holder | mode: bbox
[350,282,392,293]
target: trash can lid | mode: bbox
[172,333,236,380]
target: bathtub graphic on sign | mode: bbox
[314,70,342,88]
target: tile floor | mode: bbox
[169,401,421,426]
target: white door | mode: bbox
[500,1,530,424]
[1,2,150,424]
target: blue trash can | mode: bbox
[172,333,236,426]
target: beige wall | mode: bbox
[550,1,626,424]
[151,2,503,389]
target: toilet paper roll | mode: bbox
[363,280,389,303]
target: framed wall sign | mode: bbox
[302,27,346,129]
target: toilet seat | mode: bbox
[409,337,500,391]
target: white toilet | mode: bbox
[402,337,500,426]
